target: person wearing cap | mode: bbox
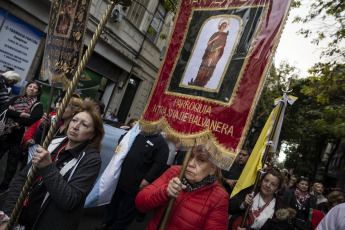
[0,71,22,108]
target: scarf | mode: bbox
[1,96,37,136]
[182,174,216,192]
[295,189,310,205]
[12,96,37,113]
[232,193,276,230]
[250,193,276,229]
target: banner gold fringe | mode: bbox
[139,118,236,170]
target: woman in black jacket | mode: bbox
[0,81,43,194]
[229,169,295,230]
[281,177,317,230]
[1,104,105,230]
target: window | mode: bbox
[126,0,150,29]
[147,4,166,43]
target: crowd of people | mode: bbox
[0,70,344,230]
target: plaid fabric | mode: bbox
[11,96,37,113]
[182,174,216,192]
[295,189,310,205]
[1,96,37,136]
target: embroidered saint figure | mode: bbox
[189,19,230,87]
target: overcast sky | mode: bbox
[275,1,323,78]
[275,1,316,162]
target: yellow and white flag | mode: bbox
[230,94,297,198]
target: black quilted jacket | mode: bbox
[3,139,101,230]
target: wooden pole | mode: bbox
[40,86,54,146]
[5,1,128,229]
[159,148,192,230]
[240,80,292,228]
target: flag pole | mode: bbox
[5,1,134,229]
[40,86,54,145]
[240,79,292,228]
[159,148,192,230]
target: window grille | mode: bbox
[147,4,166,43]
[126,0,150,30]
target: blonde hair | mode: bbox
[311,182,323,193]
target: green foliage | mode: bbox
[278,78,329,177]
[147,27,155,35]
[248,61,343,177]
[301,63,345,104]
[248,61,300,133]
[293,0,345,62]
[300,63,345,142]
[155,1,178,40]
[160,34,167,40]
[255,0,345,178]
[162,0,178,13]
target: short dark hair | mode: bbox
[94,100,105,115]
[294,176,310,189]
[242,146,252,156]
[127,118,138,126]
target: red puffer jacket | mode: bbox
[135,165,229,230]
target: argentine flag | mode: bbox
[84,123,141,207]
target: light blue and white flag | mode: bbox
[84,123,141,208]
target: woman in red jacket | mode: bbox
[135,146,229,230]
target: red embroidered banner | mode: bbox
[140,0,292,168]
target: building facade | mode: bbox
[0,0,174,123]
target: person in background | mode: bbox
[136,146,229,230]
[286,174,297,190]
[23,97,84,165]
[0,71,22,108]
[0,104,104,230]
[222,148,251,195]
[228,168,294,230]
[120,118,138,131]
[0,81,43,195]
[321,191,345,215]
[107,112,118,122]
[128,118,138,129]
[97,129,169,230]
[310,183,328,210]
[282,176,317,229]
[94,100,105,116]
[84,97,104,116]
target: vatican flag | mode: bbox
[230,94,297,198]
